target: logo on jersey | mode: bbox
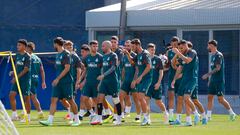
[153,60,156,65]
[125,63,132,67]
[56,60,61,65]
[210,62,214,67]
[88,62,98,67]
[137,60,142,65]
[16,61,24,66]
[152,60,156,69]
[103,61,109,66]
[95,58,98,62]
[33,58,40,64]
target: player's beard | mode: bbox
[208,48,211,53]
[54,46,58,52]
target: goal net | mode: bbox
[0,100,19,135]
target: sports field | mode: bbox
[10,111,239,135]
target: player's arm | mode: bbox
[118,51,123,66]
[123,50,135,65]
[121,67,125,81]
[202,55,222,80]
[171,54,179,70]
[157,62,163,84]
[102,62,116,77]
[207,65,221,76]
[97,54,117,80]
[75,58,83,90]
[79,63,86,81]
[17,67,29,79]
[75,57,83,83]
[131,66,139,89]
[171,65,183,88]
[57,65,70,80]
[136,54,151,84]
[139,54,151,78]
[15,55,30,80]
[133,66,139,80]
[80,58,88,80]
[173,48,194,64]
[164,50,170,70]
[155,59,164,90]
[79,60,87,89]
[52,54,70,86]
[139,64,151,78]
[39,60,46,89]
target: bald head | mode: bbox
[102,40,112,53]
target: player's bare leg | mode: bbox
[170,95,183,125]
[155,99,169,124]
[132,92,141,122]
[119,90,127,121]
[207,94,214,120]
[168,91,175,122]
[125,95,132,117]
[218,96,236,121]
[9,91,18,120]
[31,94,44,119]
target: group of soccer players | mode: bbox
[9,35,237,127]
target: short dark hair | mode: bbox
[147,43,155,49]
[187,41,193,48]
[89,40,98,46]
[111,36,119,41]
[64,40,73,46]
[131,38,141,46]
[27,42,35,51]
[81,44,90,51]
[178,40,187,45]
[18,39,28,46]
[53,37,64,46]
[208,40,218,47]
[171,36,180,42]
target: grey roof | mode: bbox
[86,0,240,28]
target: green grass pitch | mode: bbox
[9,111,240,135]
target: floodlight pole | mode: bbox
[119,0,127,44]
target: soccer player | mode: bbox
[202,40,236,121]
[81,40,103,122]
[109,36,124,123]
[63,40,83,122]
[90,40,122,126]
[171,40,200,126]
[120,40,141,123]
[146,43,169,124]
[39,37,80,126]
[123,38,152,126]
[78,44,91,119]
[26,42,46,119]
[9,39,31,122]
[165,36,179,122]
[111,36,123,88]
[170,41,207,125]
[187,41,207,124]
